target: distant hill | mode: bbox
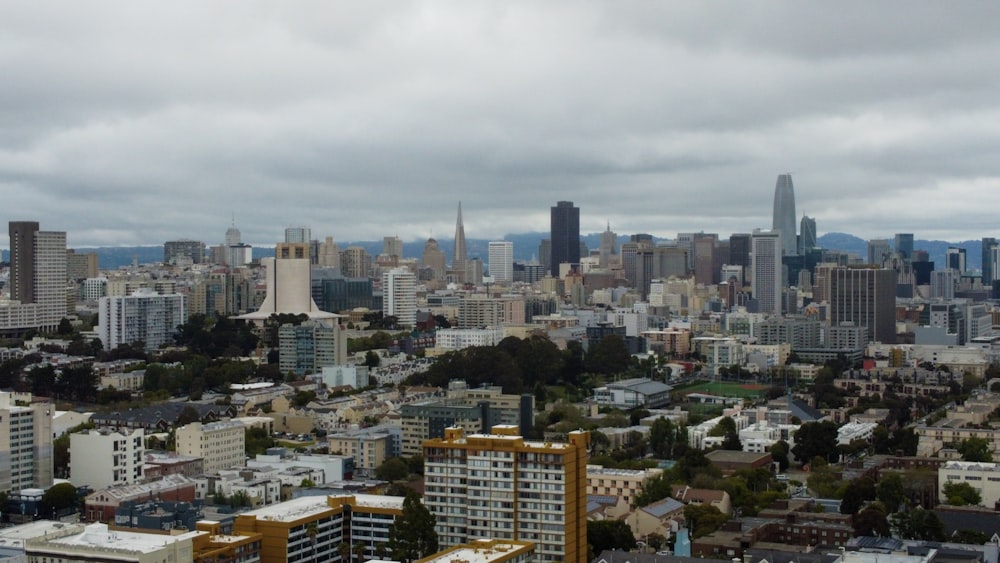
[0,232,982,271]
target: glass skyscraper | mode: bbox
[549,201,580,277]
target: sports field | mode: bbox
[674,380,768,399]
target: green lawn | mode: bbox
[674,380,767,399]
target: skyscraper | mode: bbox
[946,247,966,273]
[422,238,446,280]
[453,202,467,279]
[9,221,67,332]
[750,229,782,316]
[382,236,403,259]
[599,222,617,269]
[894,233,914,260]
[728,233,752,282]
[550,201,580,277]
[488,241,514,284]
[867,239,891,267]
[772,174,797,256]
[284,226,311,244]
[424,426,590,563]
[829,267,896,344]
[799,215,817,255]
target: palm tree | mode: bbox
[338,541,351,563]
[305,522,319,562]
[353,541,368,563]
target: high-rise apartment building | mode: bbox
[98,289,187,352]
[163,240,206,265]
[0,391,53,492]
[382,267,417,328]
[66,249,99,281]
[488,241,514,284]
[383,236,403,259]
[549,201,580,277]
[341,246,371,278]
[772,174,798,257]
[278,320,347,376]
[799,216,817,255]
[829,267,897,344]
[750,230,782,316]
[424,426,590,563]
[8,221,67,333]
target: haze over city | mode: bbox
[3,3,1000,247]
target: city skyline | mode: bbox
[3,4,1000,246]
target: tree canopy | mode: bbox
[792,421,840,465]
[387,493,438,563]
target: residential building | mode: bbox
[326,428,391,476]
[341,246,371,278]
[417,540,536,563]
[0,391,54,492]
[550,201,580,277]
[278,320,347,376]
[488,241,514,284]
[457,297,525,328]
[434,327,505,351]
[163,240,206,265]
[3,221,67,334]
[382,267,417,328]
[233,493,404,563]
[66,249,99,280]
[318,236,341,269]
[750,230,782,315]
[423,425,590,563]
[938,461,1000,508]
[401,389,533,456]
[69,427,144,491]
[829,267,897,344]
[586,465,663,506]
[98,288,187,352]
[176,420,246,474]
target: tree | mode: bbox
[853,505,890,537]
[876,472,907,513]
[41,482,79,516]
[792,421,840,465]
[892,507,946,541]
[957,437,992,462]
[376,457,411,482]
[770,440,790,471]
[387,493,438,563]
[840,477,876,515]
[684,504,729,538]
[587,519,637,554]
[943,481,982,506]
[57,317,74,335]
[365,350,381,368]
[586,335,630,377]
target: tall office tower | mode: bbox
[284,226,311,244]
[0,391,54,492]
[750,229,782,316]
[453,202,467,276]
[318,236,341,269]
[983,238,997,285]
[931,270,957,299]
[99,289,188,352]
[867,239,892,267]
[729,233,752,281]
[424,426,590,563]
[9,221,67,332]
[946,247,967,273]
[676,233,697,270]
[382,267,417,327]
[224,220,242,246]
[466,257,484,285]
[383,236,403,259]
[799,215,817,255]
[537,239,551,274]
[550,201,580,277]
[829,267,897,344]
[599,222,617,269]
[772,174,798,257]
[341,246,371,278]
[488,241,514,284]
[422,238,447,280]
[894,233,914,260]
[163,240,205,265]
[694,234,720,285]
[66,249,99,281]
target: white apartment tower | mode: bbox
[0,391,54,492]
[488,241,514,284]
[98,288,187,352]
[382,267,417,328]
[69,428,144,491]
[751,229,783,316]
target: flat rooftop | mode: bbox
[242,494,405,522]
[417,539,534,563]
[41,523,202,553]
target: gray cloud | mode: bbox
[2,2,1000,248]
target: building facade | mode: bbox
[488,241,514,284]
[772,174,797,257]
[550,201,580,277]
[0,391,53,492]
[99,289,188,352]
[750,230,782,316]
[176,420,246,474]
[382,267,417,328]
[70,427,145,491]
[829,267,897,344]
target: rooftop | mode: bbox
[415,539,534,563]
[242,494,404,523]
[38,523,202,554]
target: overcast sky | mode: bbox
[4,2,1000,248]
